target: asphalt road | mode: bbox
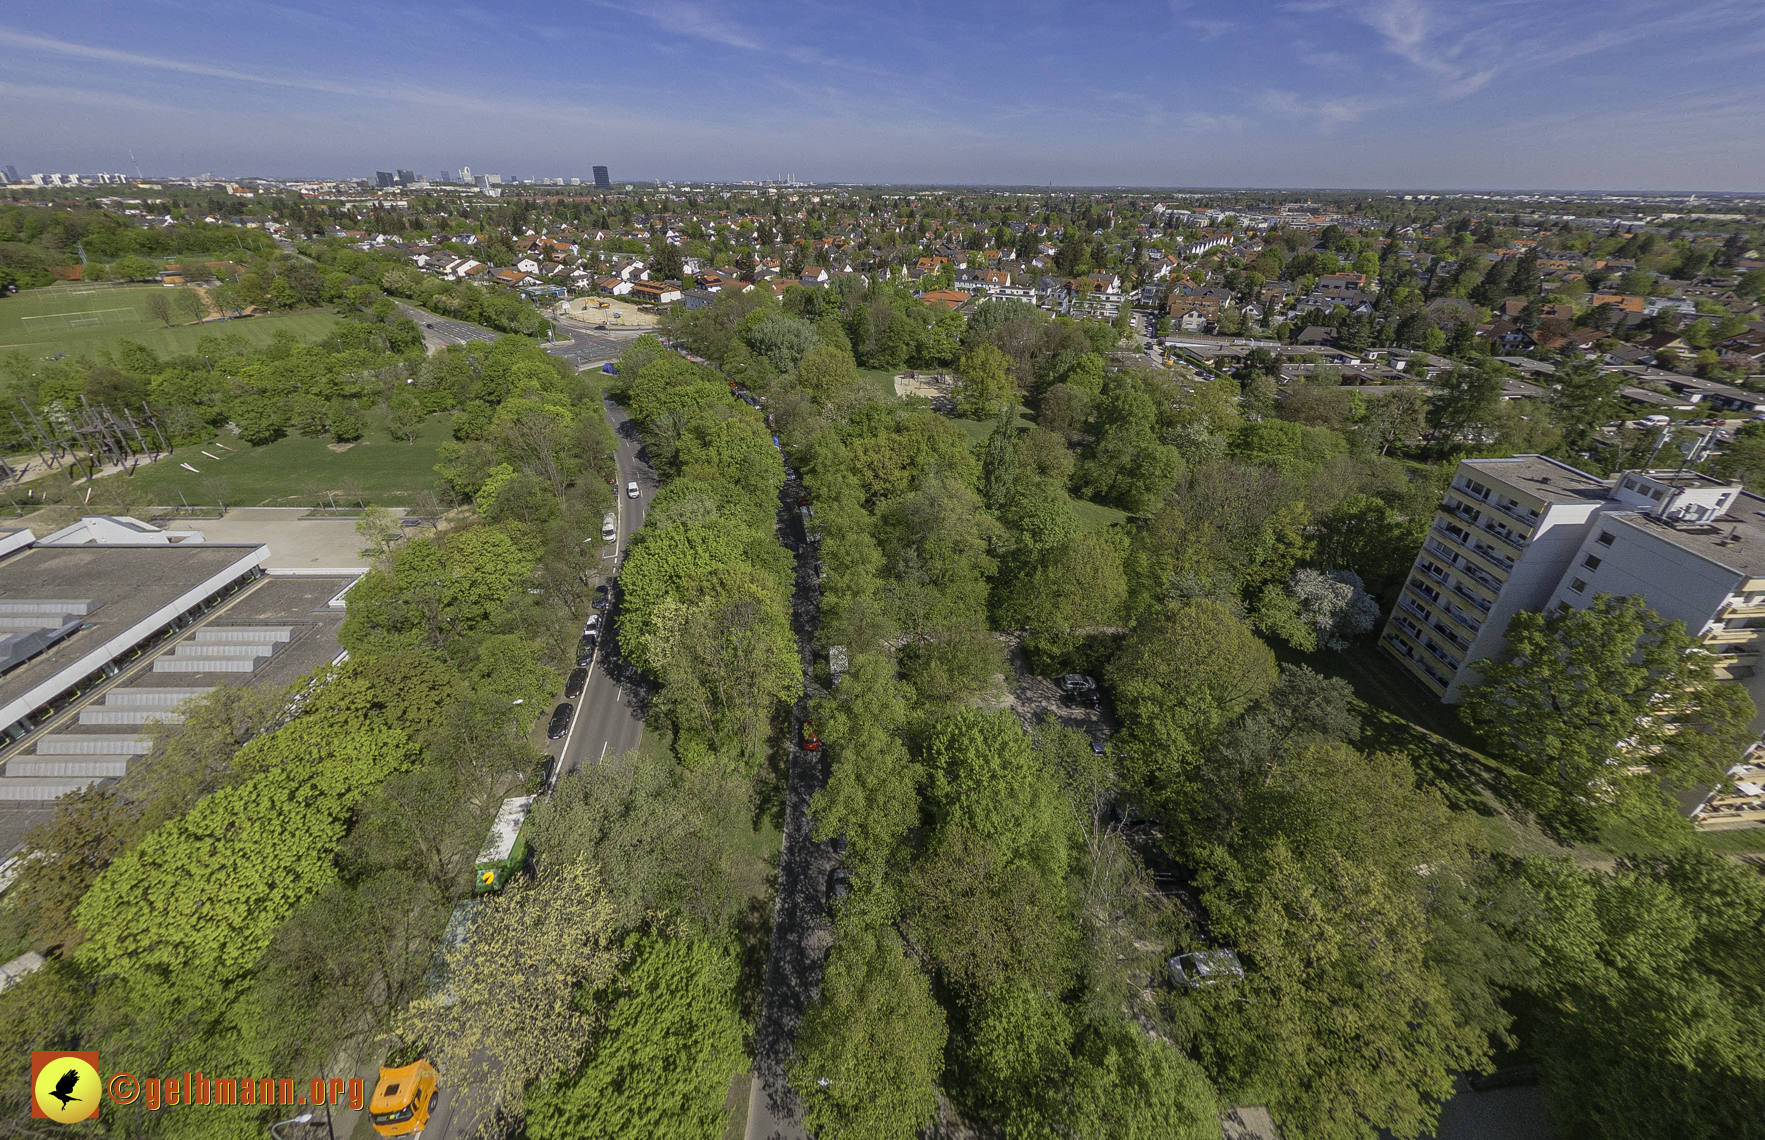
[552,396,657,779]
[394,301,500,350]
[545,332,625,369]
[746,473,836,1140]
[407,398,655,1140]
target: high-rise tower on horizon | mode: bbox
[593,165,610,190]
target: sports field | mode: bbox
[0,283,339,362]
[60,413,457,509]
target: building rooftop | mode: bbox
[1461,455,1611,504]
[1608,492,1765,578]
[0,544,267,716]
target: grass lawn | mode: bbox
[0,283,339,362]
[1696,828,1765,854]
[1070,497,1128,532]
[60,413,457,510]
[1272,639,1594,859]
[856,367,902,402]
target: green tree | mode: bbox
[797,343,860,403]
[1426,367,1503,447]
[1460,594,1755,838]
[955,343,1016,418]
[355,504,402,558]
[112,255,158,281]
[922,708,1069,880]
[1551,359,1624,458]
[1181,838,1488,1140]
[1511,851,1765,1140]
[398,859,625,1130]
[792,924,947,1140]
[1107,600,1278,817]
[525,936,745,1140]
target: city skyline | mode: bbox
[4,1,1765,190]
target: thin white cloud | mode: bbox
[0,26,696,131]
[0,80,180,114]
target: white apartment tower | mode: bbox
[1383,455,1765,716]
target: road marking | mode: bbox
[598,741,609,765]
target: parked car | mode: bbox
[1062,674,1097,693]
[594,585,610,609]
[565,667,588,699]
[575,648,596,668]
[547,702,575,740]
[802,721,821,751]
[583,614,600,634]
[828,867,851,902]
[1091,738,1108,756]
[627,481,640,498]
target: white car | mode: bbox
[601,511,617,541]
[626,481,639,498]
[583,614,600,634]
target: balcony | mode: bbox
[1719,602,1765,619]
[1704,628,1765,646]
[1428,530,1515,579]
[1439,503,1528,554]
[1484,498,1541,531]
[1437,600,1483,635]
[1469,540,1516,573]
[1453,582,1493,614]
[1422,639,1461,670]
[1432,621,1471,653]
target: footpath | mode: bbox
[744,467,836,1140]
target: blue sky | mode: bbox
[3,1,1764,190]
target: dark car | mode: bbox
[575,648,596,668]
[594,585,610,609]
[828,867,851,902]
[547,702,575,740]
[1091,738,1108,756]
[565,667,588,699]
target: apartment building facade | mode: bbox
[1383,455,1612,701]
[1384,454,1765,698]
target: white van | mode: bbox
[1638,414,1671,427]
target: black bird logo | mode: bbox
[48,1068,82,1109]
